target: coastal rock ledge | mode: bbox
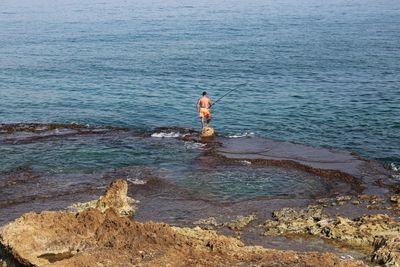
[0,180,365,267]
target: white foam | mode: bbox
[151,132,180,138]
[392,174,400,180]
[184,142,206,150]
[127,178,147,185]
[240,160,252,165]
[390,163,399,172]
[228,132,255,138]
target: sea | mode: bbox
[0,0,399,232]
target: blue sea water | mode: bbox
[0,0,399,164]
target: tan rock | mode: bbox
[372,237,400,266]
[0,180,366,267]
[0,209,365,267]
[69,179,137,216]
[262,206,400,266]
[223,214,257,231]
[200,127,215,138]
[390,195,400,205]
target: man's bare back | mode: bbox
[196,91,212,128]
[197,96,211,109]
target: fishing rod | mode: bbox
[209,87,239,108]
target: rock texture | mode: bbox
[372,237,400,266]
[262,205,400,266]
[0,180,365,267]
[0,208,364,267]
[69,179,137,216]
[200,127,215,138]
[223,214,257,231]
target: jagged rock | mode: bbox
[373,237,400,266]
[223,215,257,231]
[69,179,137,216]
[336,195,352,202]
[390,195,400,205]
[0,208,365,267]
[193,217,221,230]
[262,206,400,266]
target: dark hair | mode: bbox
[202,91,207,96]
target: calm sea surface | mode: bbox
[0,0,399,209]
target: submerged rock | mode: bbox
[69,179,137,216]
[262,206,400,266]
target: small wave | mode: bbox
[127,178,147,185]
[228,132,255,138]
[184,141,206,150]
[151,132,181,138]
[390,163,399,172]
[240,160,252,165]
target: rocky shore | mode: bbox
[0,179,371,267]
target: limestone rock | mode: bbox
[193,217,221,229]
[223,215,257,231]
[263,206,400,266]
[200,127,215,138]
[390,195,400,205]
[69,179,137,216]
[0,209,365,267]
[373,237,400,266]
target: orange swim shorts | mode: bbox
[199,108,211,119]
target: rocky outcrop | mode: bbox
[69,179,137,216]
[194,214,257,231]
[0,208,365,267]
[391,195,400,206]
[200,127,215,138]
[373,237,400,266]
[223,214,257,231]
[0,180,366,267]
[262,206,400,266]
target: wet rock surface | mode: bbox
[262,205,400,266]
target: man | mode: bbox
[196,91,212,129]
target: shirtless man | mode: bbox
[196,91,212,129]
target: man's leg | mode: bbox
[206,116,211,127]
[201,117,204,128]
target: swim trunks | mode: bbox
[199,108,211,119]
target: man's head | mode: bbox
[202,91,207,96]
